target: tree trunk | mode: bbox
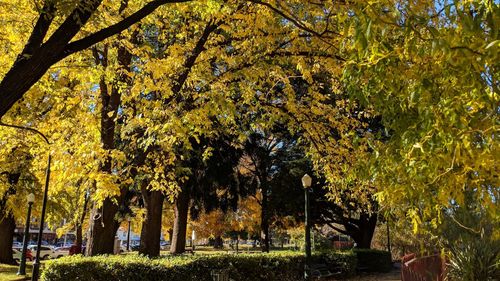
[260,182,270,253]
[213,236,223,249]
[0,213,16,264]
[168,229,173,243]
[86,198,123,255]
[139,188,164,257]
[75,225,83,254]
[348,212,378,249]
[75,191,89,255]
[86,43,132,256]
[170,187,190,254]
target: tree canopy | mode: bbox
[0,0,498,264]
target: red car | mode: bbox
[12,247,33,262]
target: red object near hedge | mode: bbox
[401,253,447,281]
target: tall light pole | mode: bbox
[17,193,35,275]
[31,154,51,281]
[0,123,51,281]
[302,174,312,281]
[127,217,131,251]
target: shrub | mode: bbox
[316,251,357,277]
[447,238,500,281]
[354,249,392,272]
[40,251,357,281]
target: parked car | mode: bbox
[160,241,170,250]
[28,245,55,260]
[12,247,33,262]
[51,246,70,259]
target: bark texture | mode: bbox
[170,187,190,254]
[139,188,164,257]
[348,212,378,249]
[0,214,16,265]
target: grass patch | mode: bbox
[0,264,31,281]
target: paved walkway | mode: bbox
[343,270,401,281]
[324,265,401,281]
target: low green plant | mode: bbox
[353,249,392,272]
[40,251,357,281]
[439,190,500,281]
[446,237,500,281]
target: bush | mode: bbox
[40,251,357,281]
[447,238,500,281]
[316,251,357,277]
[354,249,392,273]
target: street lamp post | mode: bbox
[127,217,131,251]
[302,174,312,281]
[17,193,35,275]
[32,154,51,281]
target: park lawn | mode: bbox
[0,264,31,281]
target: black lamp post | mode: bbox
[31,154,51,281]
[17,193,35,275]
[127,217,131,251]
[302,174,312,280]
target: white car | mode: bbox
[12,248,33,262]
[28,245,55,260]
[51,246,70,259]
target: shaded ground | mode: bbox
[321,263,401,281]
[342,263,401,281]
[343,270,400,281]
[0,264,31,281]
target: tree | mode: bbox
[0,171,20,265]
[0,140,39,264]
[86,26,134,255]
[258,0,498,252]
[335,0,499,231]
[170,135,242,254]
[190,195,261,250]
[238,126,307,252]
[253,131,380,249]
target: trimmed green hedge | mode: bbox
[354,249,392,273]
[41,251,356,281]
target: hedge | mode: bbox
[41,251,357,281]
[354,249,392,273]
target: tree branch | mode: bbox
[21,1,56,56]
[171,19,220,94]
[61,0,192,59]
[250,0,337,48]
[325,222,349,236]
